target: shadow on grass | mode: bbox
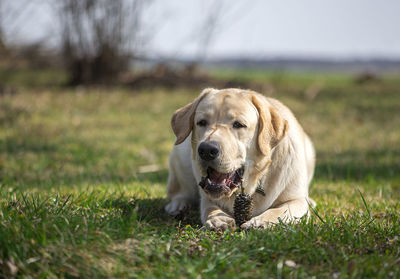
[0,136,58,154]
[315,148,400,182]
[1,134,170,189]
[1,167,170,190]
[103,196,202,227]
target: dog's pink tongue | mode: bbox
[208,169,230,184]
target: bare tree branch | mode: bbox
[55,0,148,85]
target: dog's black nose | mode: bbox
[198,141,220,161]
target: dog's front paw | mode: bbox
[205,215,235,230]
[165,198,188,216]
[241,207,290,229]
[240,216,271,229]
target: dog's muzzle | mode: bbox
[199,167,244,198]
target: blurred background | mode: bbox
[1,0,400,89]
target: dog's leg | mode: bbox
[304,134,316,185]
[165,149,198,216]
[165,173,198,216]
[165,171,187,216]
[241,198,309,229]
[201,198,235,230]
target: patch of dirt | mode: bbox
[120,64,269,92]
[354,72,381,85]
[0,84,18,95]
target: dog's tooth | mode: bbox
[207,178,212,184]
[222,179,226,184]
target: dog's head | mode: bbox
[171,88,288,200]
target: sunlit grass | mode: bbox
[1,74,399,278]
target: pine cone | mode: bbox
[234,192,253,227]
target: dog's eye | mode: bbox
[197,119,208,127]
[233,121,246,129]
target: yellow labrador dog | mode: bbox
[165,88,315,229]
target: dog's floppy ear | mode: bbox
[252,94,289,155]
[171,89,212,145]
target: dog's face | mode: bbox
[171,88,288,200]
[192,91,258,199]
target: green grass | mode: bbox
[1,72,399,278]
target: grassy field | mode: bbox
[0,71,399,278]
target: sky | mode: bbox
[3,0,400,59]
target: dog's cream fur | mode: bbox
[165,88,315,230]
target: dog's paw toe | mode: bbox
[165,199,188,216]
[240,218,268,230]
[205,216,235,231]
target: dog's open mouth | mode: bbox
[199,167,244,196]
